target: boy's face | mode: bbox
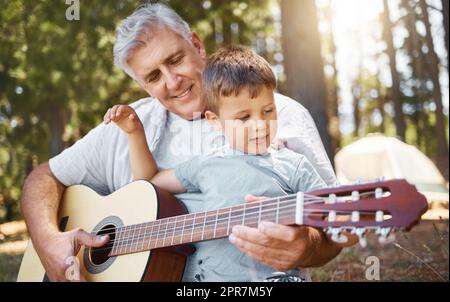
[206,86,278,155]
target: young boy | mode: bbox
[103,45,327,281]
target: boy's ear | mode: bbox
[205,110,222,131]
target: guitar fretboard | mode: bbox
[109,195,300,256]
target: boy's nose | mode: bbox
[255,119,266,131]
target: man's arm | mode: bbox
[21,163,108,281]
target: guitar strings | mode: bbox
[89,209,383,256]
[89,205,382,254]
[89,196,381,249]
[91,191,373,235]
[88,193,323,235]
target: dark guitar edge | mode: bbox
[141,181,195,282]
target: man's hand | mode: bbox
[104,104,143,134]
[34,229,108,281]
[228,194,343,271]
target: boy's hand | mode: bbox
[103,104,143,134]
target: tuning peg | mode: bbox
[352,228,367,248]
[376,177,386,182]
[376,227,395,244]
[351,191,360,201]
[330,228,348,244]
[328,193,336,204]
[375,188,383,199]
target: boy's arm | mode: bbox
[104,104,186,194]
[104,104,157,181]
[151,169,186,194]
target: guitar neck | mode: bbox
[109,195,300,257]
[108,179,428,257]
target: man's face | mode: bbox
[128,28,207,120]
[206,86,278,155]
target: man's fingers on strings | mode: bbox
[230,225,272,247]
[244,194,268,203]
[229,235,289,270]
[258,221,308,242]
[74,228,109,248]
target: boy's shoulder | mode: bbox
[269,146,307,163]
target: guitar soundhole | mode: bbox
[90,224,116,266]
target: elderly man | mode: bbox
[21,3,341,281]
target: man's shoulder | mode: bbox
[129,97,164,114]
[274,92,308,114]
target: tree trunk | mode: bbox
[49,106,67,157]
[375,72,386,133]
[352,84,361,137]
[404,0,429,154]
[419,0,449,180]
[442,0,449,75]
[325,1,341,153]
[281,0,333,163]
[382,0,406,141]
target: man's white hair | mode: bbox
[113,3,192,78]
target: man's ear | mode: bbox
[205,110,222,131]
[191,32,206,60]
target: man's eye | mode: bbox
[237,116,250,122]
[147,73,160,83]
[170,56,183,65]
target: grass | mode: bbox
[310,219,449,281]
[1,220,448,282]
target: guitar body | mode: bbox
[17,181,191,282]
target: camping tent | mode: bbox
[334,134,449,219]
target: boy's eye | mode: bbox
[264,108,274,114]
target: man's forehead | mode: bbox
[131,28,189,72]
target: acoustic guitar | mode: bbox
[17,179,428,281]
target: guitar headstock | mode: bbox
[304,179,428,246]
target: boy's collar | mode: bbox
[215,144,276,157]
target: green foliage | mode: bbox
[0,0,275,222]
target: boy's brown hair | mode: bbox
[202,45,276,113]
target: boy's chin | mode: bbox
[246,144,269,155]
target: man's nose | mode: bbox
[163,70,181,91]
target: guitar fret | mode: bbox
[242,203,246,225]
[122,226,128,254]
[213,209,219,238]
[132,225,138,253]
[162,218,169,247]
[155,220,161,248]
[180,215,186,244]
[258,202,262,225]
[227,207,232,235]
[190,213,196,242]
[140,223,147,252]
[150,221,155,249]
[276,197,280,224]
[171,216,177,246]
[201,212,207,241]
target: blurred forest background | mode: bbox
[0,0,448,224]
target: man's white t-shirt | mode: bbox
[49,92,336,281]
